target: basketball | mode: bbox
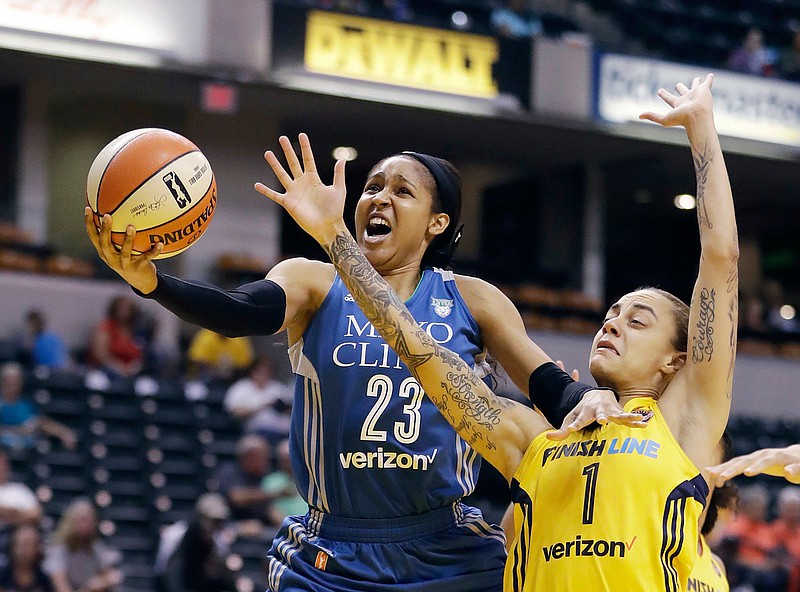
[86,128,217,259]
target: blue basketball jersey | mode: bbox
[288,268,486,518]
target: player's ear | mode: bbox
[428,213,449,237]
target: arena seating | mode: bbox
[6,363,794,591]
[20,371,256,592]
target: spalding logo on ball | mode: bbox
[86,128,217,259]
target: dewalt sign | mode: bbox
[303,11,499,98]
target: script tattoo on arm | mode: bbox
[725,257,739,398]
[323,232,513,448]
[693,143,713,230]
[692,287,716,363]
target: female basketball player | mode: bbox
[260,73,738,591]
[709,444,800,485]
[85,143,639,589]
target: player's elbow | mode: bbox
[702,241,739,264]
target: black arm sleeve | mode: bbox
[528,362,617,427]
[133,271,286,337]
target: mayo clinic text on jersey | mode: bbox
[333,315,455,368]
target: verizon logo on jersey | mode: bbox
[542,535,637,562]
[339,447,438,470]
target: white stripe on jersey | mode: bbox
[454,434,479,497]
[267,556,286,591]
[289,338,320,382]
[433,267,455,281]
[310,378,329,511]
[302,377,330,512]
[458,505,507,546]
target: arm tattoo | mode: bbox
[323,231,509,448]
[725,293,738,399]
[692,287,716,363]
[693,143,713,230]
[726,257,739,398]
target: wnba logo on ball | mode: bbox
[147,190,216,247]
[162,171,192,209]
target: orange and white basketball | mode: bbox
[86,128,217,259]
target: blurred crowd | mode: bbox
[710,484,800,592]
[0,288,798,591]
[0,293,300,592]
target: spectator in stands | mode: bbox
[155,493,236,592]
[186,329,253,384]
[86,296,144,378]
[260,439,306,522]
[728,28,775,77]
[213,435,289,538]
[43,498,122,592]
[491,0,543,38]
[223,354,292,445]
[771,488,800,592]
[0,524,53,592]
[718,483,789,591]
[779,30,800,82]
[0,362,76,451]
[0,448,42,572]
[16,310,69,371]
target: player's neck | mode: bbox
[617,386,661,406]
[379,265,424,301]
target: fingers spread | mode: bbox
[299,133,317,174]
[279,135,304,178]
[332,158,347,193]
[254,182,285,206]
[264,150,293,189]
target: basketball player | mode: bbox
[260,73,738,591]
[708,444,800,485]
[85,145,641,589]
[687,434,737,592]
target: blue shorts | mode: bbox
[266,503,506,592]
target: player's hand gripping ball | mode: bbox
[86,128,217,259]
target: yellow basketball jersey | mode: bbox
[686,536,729,592]
[504,397,709,592]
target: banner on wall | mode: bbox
[0,0,207,66]
[596,52,800,147]
[271,5,531,110]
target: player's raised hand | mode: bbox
[255,133,348,245]
[707,444,800,486]
[84,208,160,294]
[638,73,715,130]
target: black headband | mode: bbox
[401,151,463,268]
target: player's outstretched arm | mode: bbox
[256,133,550,480]
[641,74,738,447]
[85,204,320,339]
[707,444,800,486]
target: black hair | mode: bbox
[398,152,463,269]
[702,431,738,535]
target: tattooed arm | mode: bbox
[324,232,551,478]
[640,75,738,457]
[254,134,551,481]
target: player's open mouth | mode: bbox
[365,216,392,242]
[596,340,619,355]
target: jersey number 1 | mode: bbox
[581,462,600,525]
